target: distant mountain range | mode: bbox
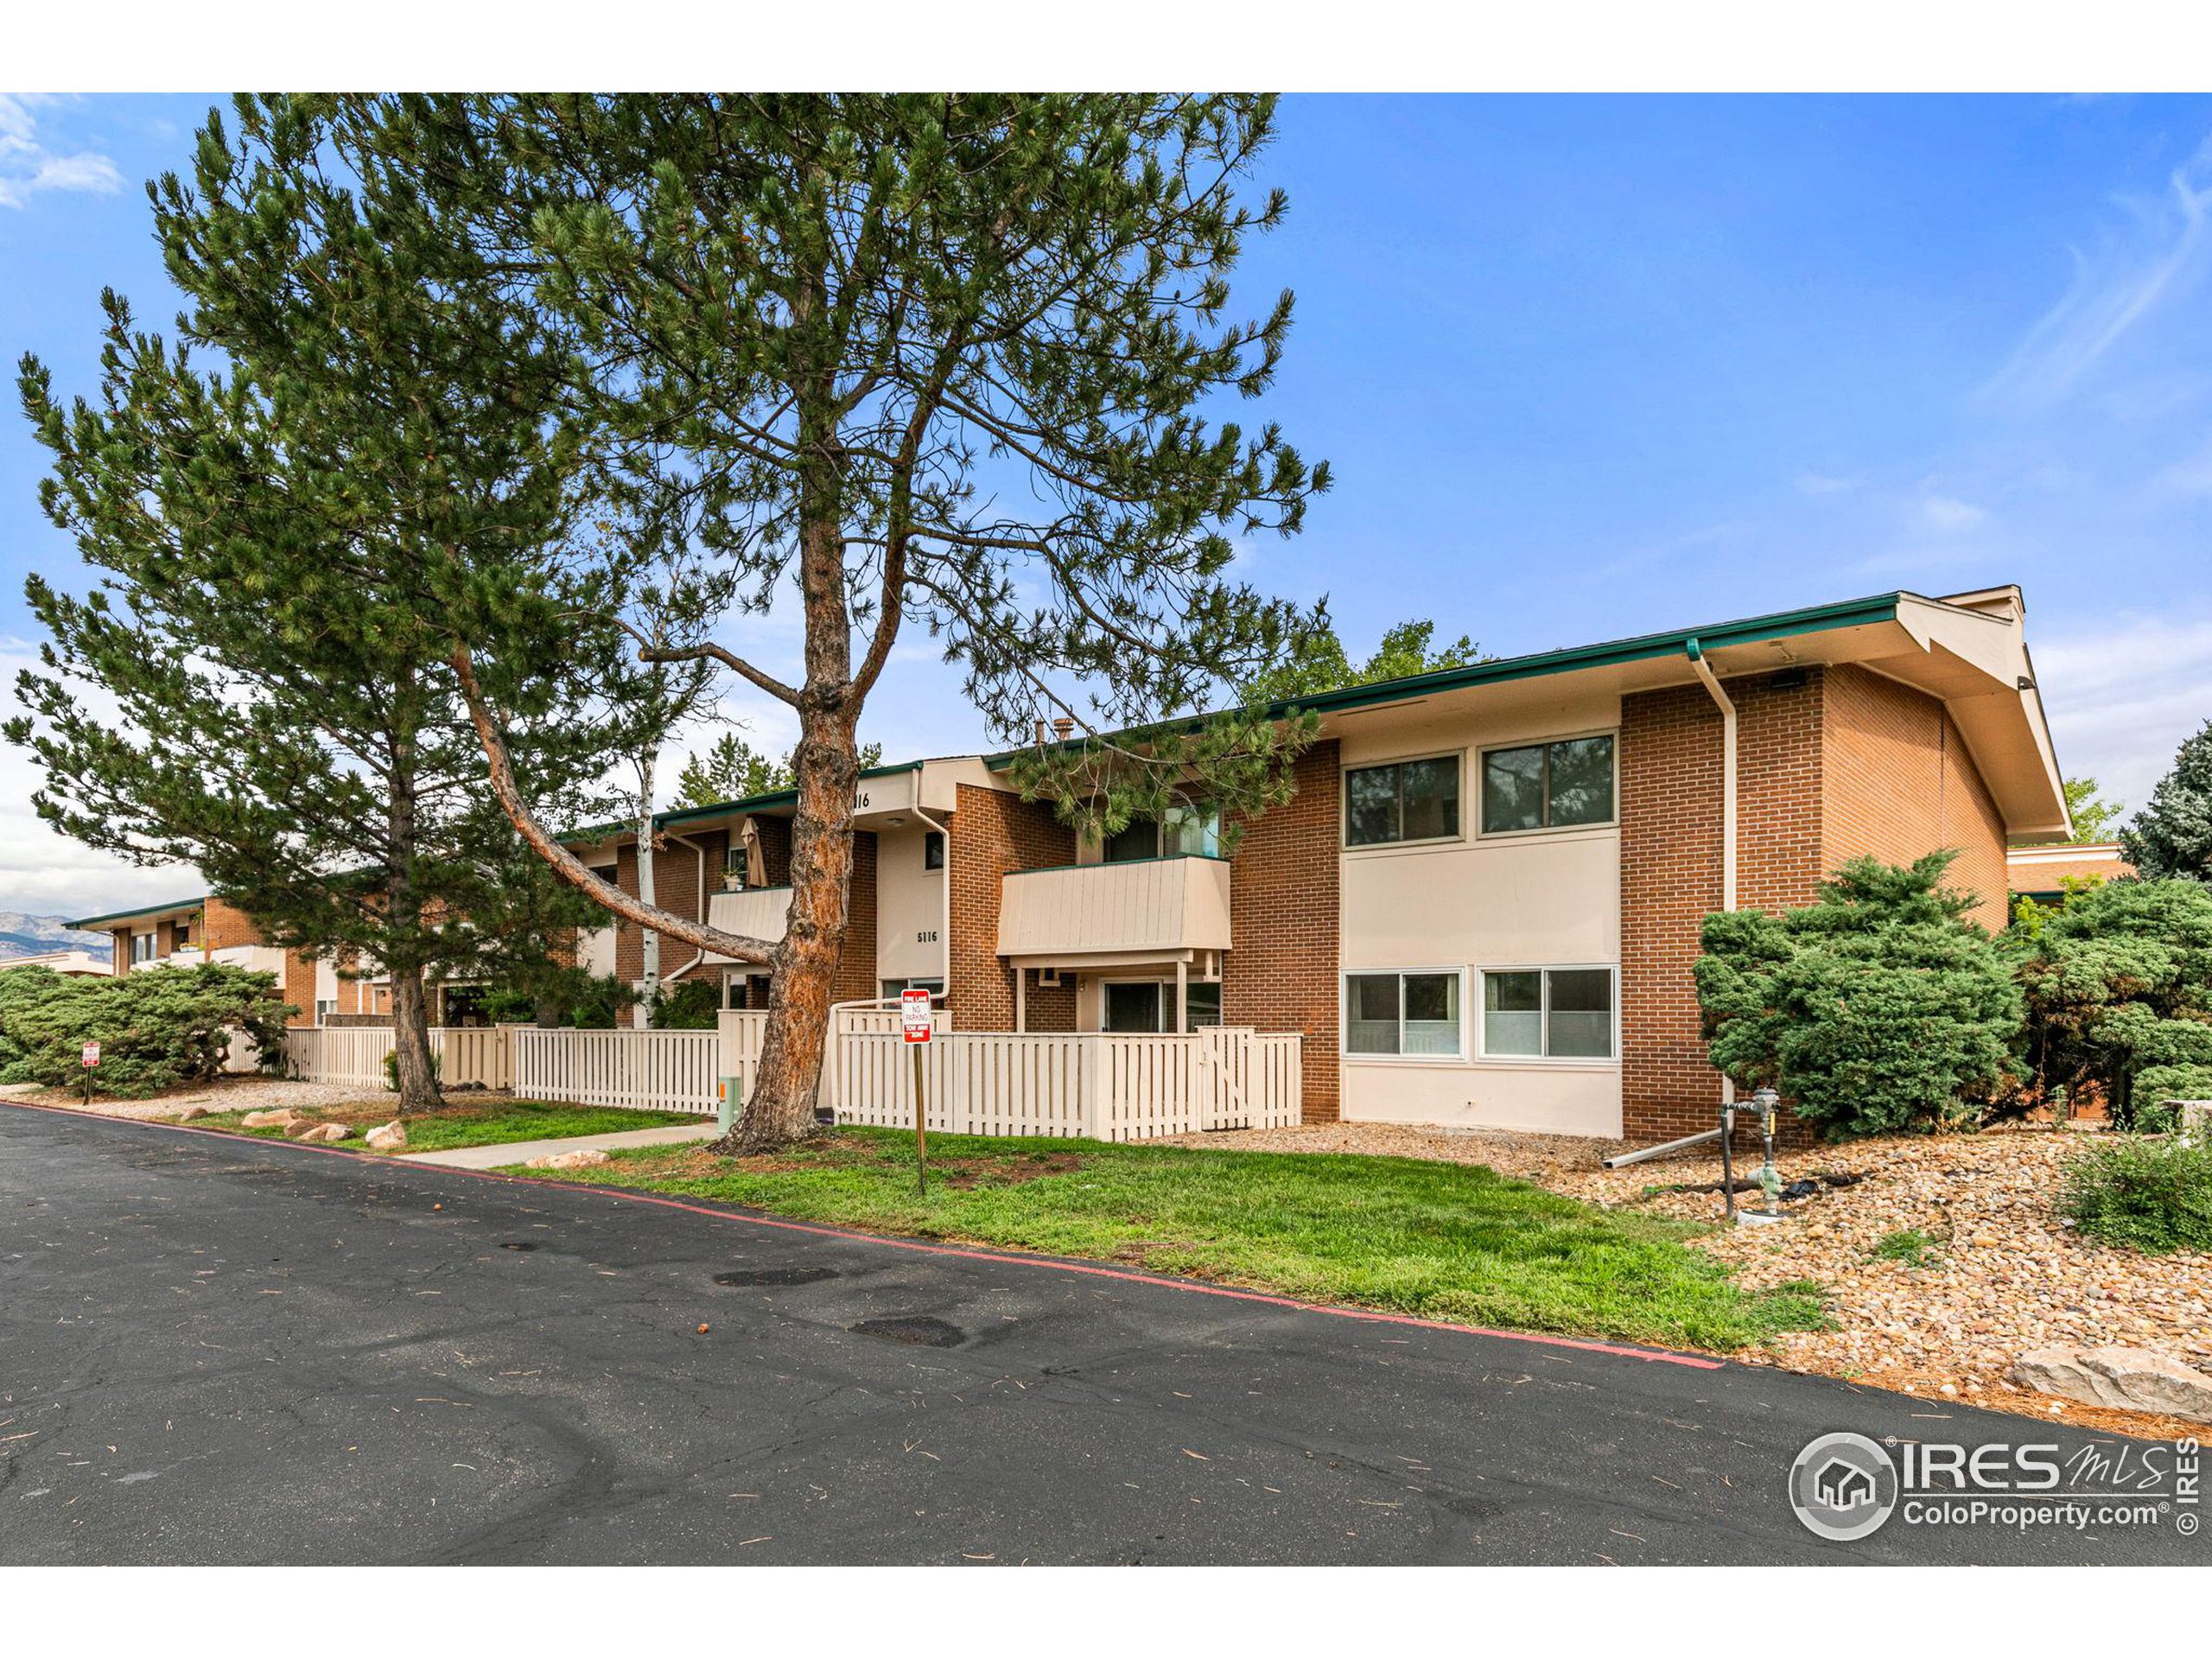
[0,911,111,959]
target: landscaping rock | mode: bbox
[291,1122,349,1143]
[2012,1346,2212,1423]
[527,1147,610,1171]
[241,1108,304,1129]
[364,1120,407,1151]
[163,1105,211,1122]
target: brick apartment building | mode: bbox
[69,894,488,1029]
[574,585,2072,1142]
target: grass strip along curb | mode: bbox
[512,1125,1828,1354]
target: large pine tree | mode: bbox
[10,97,652,1109]
[366,95,1333,1151]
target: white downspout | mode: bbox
[908,768,952,1014]
[658,829,716,988]
[1686,639,1737,1106]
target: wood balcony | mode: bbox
[703,886,793,960]
[995,855,1232,967]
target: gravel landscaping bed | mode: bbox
[22,1074,398,1120]
[1168,1119,2212,1436]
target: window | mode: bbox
[922,830,945,871]
[315,998,337,1026]
[1481,968,1615,1058]
[1103,804,1219,862]
[1344,757,1460,847]
[880,977,945,1001]
[130,931,156,965]
[174,923,193,949]
[1480,735,1615,834]
[1344,970,1463,1057]
[1102,979,1223,1033]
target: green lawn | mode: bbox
[196,1096,703,1154]
[518,1128,1828,1353]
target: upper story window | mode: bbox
[1103,804,1220,863]
[923,830,945,871]
[1344,756,1460,848]
[130,931,156,965]
[1479,734,1615,834]
[174,923,193,949]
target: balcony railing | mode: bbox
[995,855,1232,963]
[704,885,793,960]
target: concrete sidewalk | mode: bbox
[396,1121,715,1169]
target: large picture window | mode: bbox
[1480,968,1615,1058]
[1102,979,1222,1033]
[1344,756,1461,847]
[1344,970,1463,1057]
[1479,735,1615,833]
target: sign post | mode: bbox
[900,988,933,1197]
[80,1039,100,1105]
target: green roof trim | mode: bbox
[67,895,207,931]
[984,590,1905,766]
[559,592,1910,841]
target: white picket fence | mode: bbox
[511,1027,721,1116]
[721,1013,1301,1142]
[283,1025,517,1091]
[284,1012,1303,1139]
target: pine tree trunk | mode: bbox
[385,704,442,1115]
[390,969,442,1113]
[718,716,857,1154]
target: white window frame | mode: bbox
[1339,965,1468,1063]
[1341,750,1468,854]
[1475,728,1620,840]
[1475,964,1620,1064]
[130,931,156,965]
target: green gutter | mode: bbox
[984,590,1904,766]
[563,759,930,843]
[560,591,1908,836]
[67,894,207,931]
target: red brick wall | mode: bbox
[947,783,1077,1031]
[203,898,259,952]
[1620,664,2015,1141]
[1822,664,2009,931]
[109,930,129,975]
[833,832,880,1003]
[1619,672,1832,1143]
[1222,739,1342,1123]
[283,947,318,1027]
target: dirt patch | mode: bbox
[1166,1119,2212,1440]
[935,1151,1085,1190]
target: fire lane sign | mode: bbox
[900,988,933,1044]
[80,1040,101,1068]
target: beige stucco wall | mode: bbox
[874,824,948,986]
[1334,687,1625,1137]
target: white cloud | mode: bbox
[0,94,121,211]
[1921,494,1990,531]
[1980,131,2212,411]
[1794,471,1864,496]
[2032,613,2212,811]
[0,640,202,919]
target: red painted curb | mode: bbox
[4,1096,1726,1370]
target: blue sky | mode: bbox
[4,92,2211,915]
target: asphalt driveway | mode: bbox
[0,1101,2198,1565]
